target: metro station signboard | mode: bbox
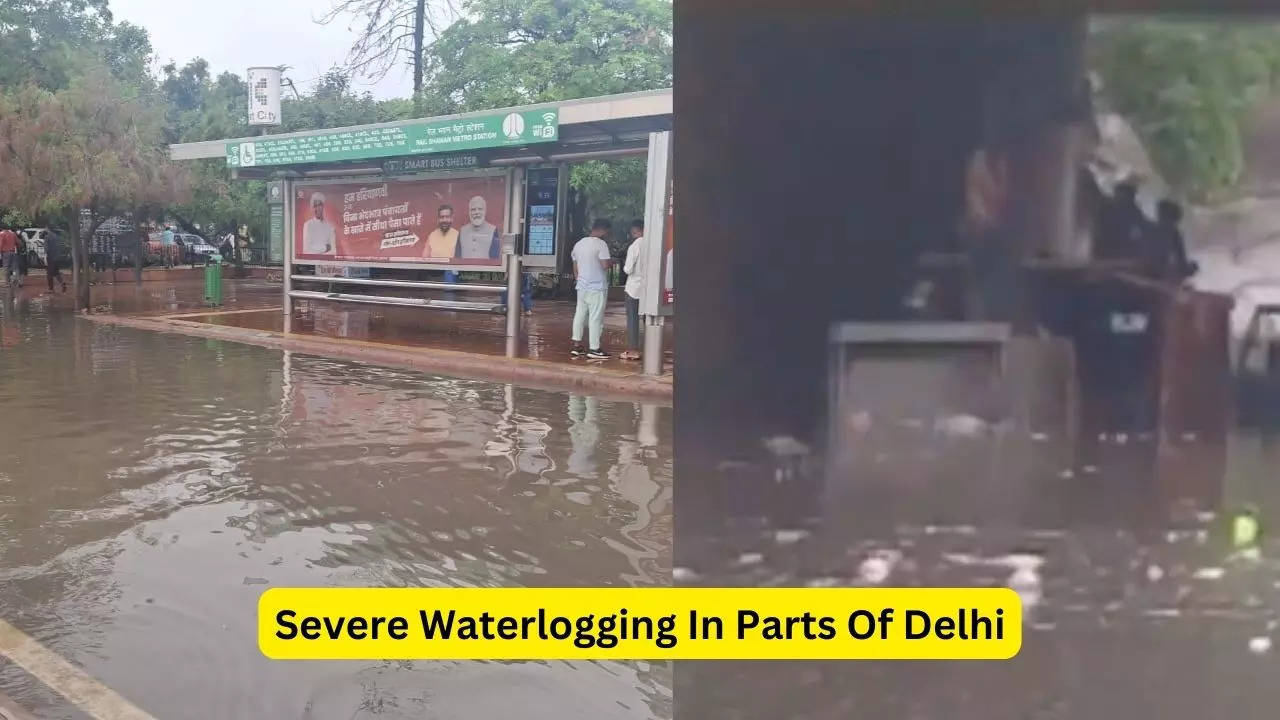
[226,109,558,168]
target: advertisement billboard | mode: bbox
[293,174,509,268]
[247,67,282,126]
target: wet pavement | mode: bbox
[0,294,672,719]
[674,420,1280,719]
[20,275,675,370]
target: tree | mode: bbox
[318,0,458,112]
[418,0,672,239]
[418,0,672,116]
[0,1,152,91]
[0,64,189,309]
[1090,20,1280,202]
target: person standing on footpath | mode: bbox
[161,224,176,269]
[621,219,645,361]
[44,230,67,293]
[570,219,614,360]
[0,227,20,287]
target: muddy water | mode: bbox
[0,296,672,719]
[676,423,1280,719]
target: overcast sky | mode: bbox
[109,0,413,99]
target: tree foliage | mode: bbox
[0,0,673,280]
[0,63,189,307]
[418,0,672,237]
[419,0,671,115]
[0,0,151,90]
[1090,20,1280,202]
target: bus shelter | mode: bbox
[168,89,673,374]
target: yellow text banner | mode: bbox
[259,587,1021,660]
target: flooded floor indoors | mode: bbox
[674,422,1280,719]
[0,293,672,719]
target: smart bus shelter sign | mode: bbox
[226,109,559,168]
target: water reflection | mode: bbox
[0,303,672,719]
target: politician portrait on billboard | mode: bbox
[293,174,509,267]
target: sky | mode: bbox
[109,0,414,100]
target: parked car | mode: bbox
[18,228,63,268]
[177,233,218,265]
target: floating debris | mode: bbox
[1009,566,1043,610]
[1146,565,1164,582]
[763,436,810,457]
[925,525,977,536]
[673,567,701,583]
[736,552,765,567]
[858,550,902,585]
[1235,547,1263,563]
[804,577,843,588]
[1192,567,1225,581]
[774,529,811,545]
[1182,432,1199,442]
[848,411,873,434]
[934,414,989,438]
[1143,608,1181,618]
[1233,509,1261,549]
[1030,432,1050,442]
[1250,636,1273,654]
[1083,465,1099,474]
[1058,469,1075,479]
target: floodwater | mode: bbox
[675,417,1280,719]
[0,294,672,719]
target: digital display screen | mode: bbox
[524,168,559,256]
[527,205,556,255]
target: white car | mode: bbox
[17,228,61,267]
[176,233,218,264]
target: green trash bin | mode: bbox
[204,256,223,306]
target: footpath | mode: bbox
[15,267,673,404]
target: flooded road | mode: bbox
[0,295,672,719]
[676,425,1280,719]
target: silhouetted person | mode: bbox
[1145,199,1197,282]
[1095,180,1149,262]
[44,230,67,293]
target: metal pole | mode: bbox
[505,253,521,339]
[642,315,664,375]
[282,179,293,334]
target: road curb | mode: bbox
[80,312,673,405]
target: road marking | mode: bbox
[0,618,155,720]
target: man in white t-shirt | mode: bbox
[301,192,336,255]
[620,219,645,360]
[570,219,614,359]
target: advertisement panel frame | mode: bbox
[292,168,514,273]
[520,164,566,269]
[641,132,673,317]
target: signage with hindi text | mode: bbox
[229,110,558,168]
